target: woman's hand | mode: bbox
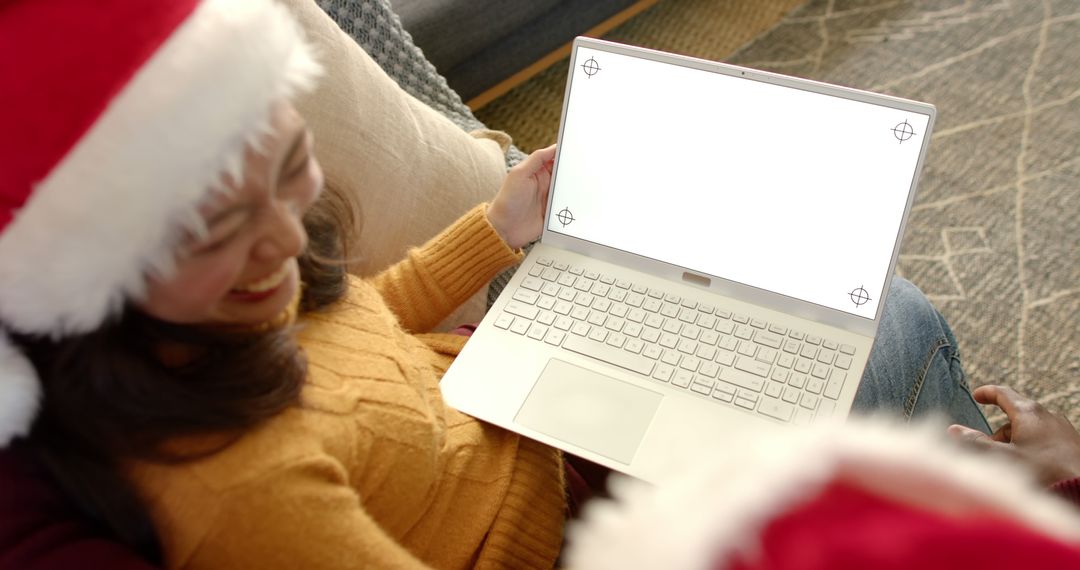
[487,144,557,250]
[948,385,1080,486]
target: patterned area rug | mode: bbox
[479,0,1080,426]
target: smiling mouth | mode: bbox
[232,263,291,295]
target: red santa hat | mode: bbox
[0,0,321,445]
[566,419,1080,569]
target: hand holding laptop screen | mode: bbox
[547,47,932,318]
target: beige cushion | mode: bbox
[284,0,509,328]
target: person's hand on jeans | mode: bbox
[949,385,1080,486]
[486,144,557,250]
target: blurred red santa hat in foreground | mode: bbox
[566,419,1080,569]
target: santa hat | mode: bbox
[0,0,321,446]
[566,418,1080,569]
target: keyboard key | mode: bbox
[570,306,590,321]
[585,270,600,280]
[599,274,616,285]
[817,350,836,365]
[817,399,837,420]
[750,318,767,329]
[696,345,717,361]
[699,303,715,315]
[714,381,737,397]
[610,304,628,318]
[823,339,839,350]
[571,322,591,336]
[645,314,665,329]
[641,328,661,344]
[672,370,693,388]
[681,325,701,340]
[563,334,655,376]
[756,347,777,364]
[789,373,807,389]
[558,288,577,302]
[716,320,735,335]
[653,364,674,382]
[690,382,712,395]
[758,397,795,422]
[800,345,819,359]
[554,316,573,331]
[553,300,573,315]
[754,331,784,349]
[777,353,795,369]
[840,344,857,355]
[712,389,735,403]
[569,266,584,275]
[718,336,739,352]
[643,298,663,313]
[609,288,627,303]
[677,339,697,354]
[699,361,719,378]
[771,368,790,383]
[735,357,770,378]
[536,257,553,266]
[630,283,647,294]
[697,314,717,329]
[678,308,697,323]
[768,324,788,335]
[520,276,543,291]
[732,313,749,324]
[537,311,556,326]
[617,279,633,290]
[782,386,801,404]
[806,335,822,345]
[510,319,531,335]
[681,299,698,309]
[665,293,682,304]
[737,342,758,358]
[512,289,539,304]
[643,345,663,360]
[811,363,830,379]
[504,301,539,320]
[789,330,806,341]
[557,274,575,287]
[623,322,643,337]
[700,330,719,346]
[647,289,664,299]
[587,328,608,343]
[659,333,679,349]
[661,350,681,366]
[719,367,766,392]
[835,355,853,370]
[734,325,754,340]
[735,394,758,410]
[679,356,701,372]
[593,298,611,312]
[545,330,566,346]
[624,338,645,354]
[660,303,680,318]
[605,317,626,332]
[662,319,683,334]
[605,332,626,348]
[494,313,514,329]
[801,393,820,410]
[626,293,645,307]
[541,268,560,281]
[794,358,813,374]
[825,372,846,400]
[528,265,544,277]
[587,311,607,326]
[765,381,783,398]
[537,296,556,311]
[807,378,824,394]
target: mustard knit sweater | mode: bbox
[127,205,568,569]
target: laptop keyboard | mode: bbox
[493,257,857,425]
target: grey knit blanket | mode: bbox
[316,0,525,303]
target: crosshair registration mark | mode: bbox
[849,286,871,307]
[581,57,600,78]
[892,119,916,143]
[556,207,575,227]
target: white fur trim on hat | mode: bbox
[565,417,1080,570]
[0,330,41,446]
[0,0,321,337]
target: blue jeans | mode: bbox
[850,278,991,434]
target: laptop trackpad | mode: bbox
[515,359,663,465]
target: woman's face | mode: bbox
[140,103,323,326]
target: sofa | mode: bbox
[388,0,650,106]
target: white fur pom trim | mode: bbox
[565,417,1080,570]
[0,331,41,447]
[0,0,321,336]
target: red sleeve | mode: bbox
[0,446,157,570]
[1049,477,1080,508]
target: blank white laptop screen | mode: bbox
[546,46,931,318]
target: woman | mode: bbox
[0,0,1004,568]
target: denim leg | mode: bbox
[850,277,990,433]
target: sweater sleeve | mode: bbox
[182,456,434,570]
[371,204,522,333]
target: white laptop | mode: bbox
[441,37,935,483]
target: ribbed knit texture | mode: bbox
[1051,478,1080,508]
[127,205,567,569]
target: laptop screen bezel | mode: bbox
[539,37,936,339]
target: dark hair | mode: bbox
[12,182,358,562]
